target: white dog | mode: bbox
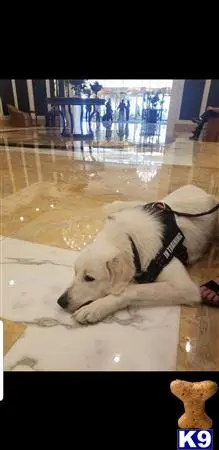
[57,185,218,324]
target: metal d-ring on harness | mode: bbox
[129,201,219,284]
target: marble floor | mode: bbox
[1,132,219,371]
[0,122,167,149]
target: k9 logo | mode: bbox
[177,430,213,449]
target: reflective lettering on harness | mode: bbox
[163,232,183,259]
[164,250,170,258]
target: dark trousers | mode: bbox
[193,110,219,138]
[96,111,100,123]
[106,112,113,121]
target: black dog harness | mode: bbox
[128,202,189,284]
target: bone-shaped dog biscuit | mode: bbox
[170,379,218,429]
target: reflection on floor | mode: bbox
[1,133,219,371]
[0,122,167,150]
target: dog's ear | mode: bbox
[106,256,120,282]
[106,252,134,294]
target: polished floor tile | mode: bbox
[1,132,219,369]
[3,237,180,371]
[177,242,219,371]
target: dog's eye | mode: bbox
[84,275,95,282]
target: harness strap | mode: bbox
[129,202,188,284]
[128,235,142,276]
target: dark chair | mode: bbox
[202,118,219,142]
[7,104,37,128]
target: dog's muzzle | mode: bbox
[57,293,93,311]
[57,292,69,309]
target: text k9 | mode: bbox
[177,430,213,449]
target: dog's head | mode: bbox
[57,240,134,313]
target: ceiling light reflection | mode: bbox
[114,354,120,363]
[185,338,192,353]
[136,166,159,183]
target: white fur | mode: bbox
[61,185,218,324]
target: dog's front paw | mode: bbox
[73,300,110,325]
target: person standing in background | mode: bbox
[118,99,126,122]
[126,100,130,121]
[95,104,101,123]
[106,99,113,122]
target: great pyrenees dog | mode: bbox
[57,185,218,324]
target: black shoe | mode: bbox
[189,135,199,140]
[192,117,201,124]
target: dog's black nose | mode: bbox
[57,292,69,309]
